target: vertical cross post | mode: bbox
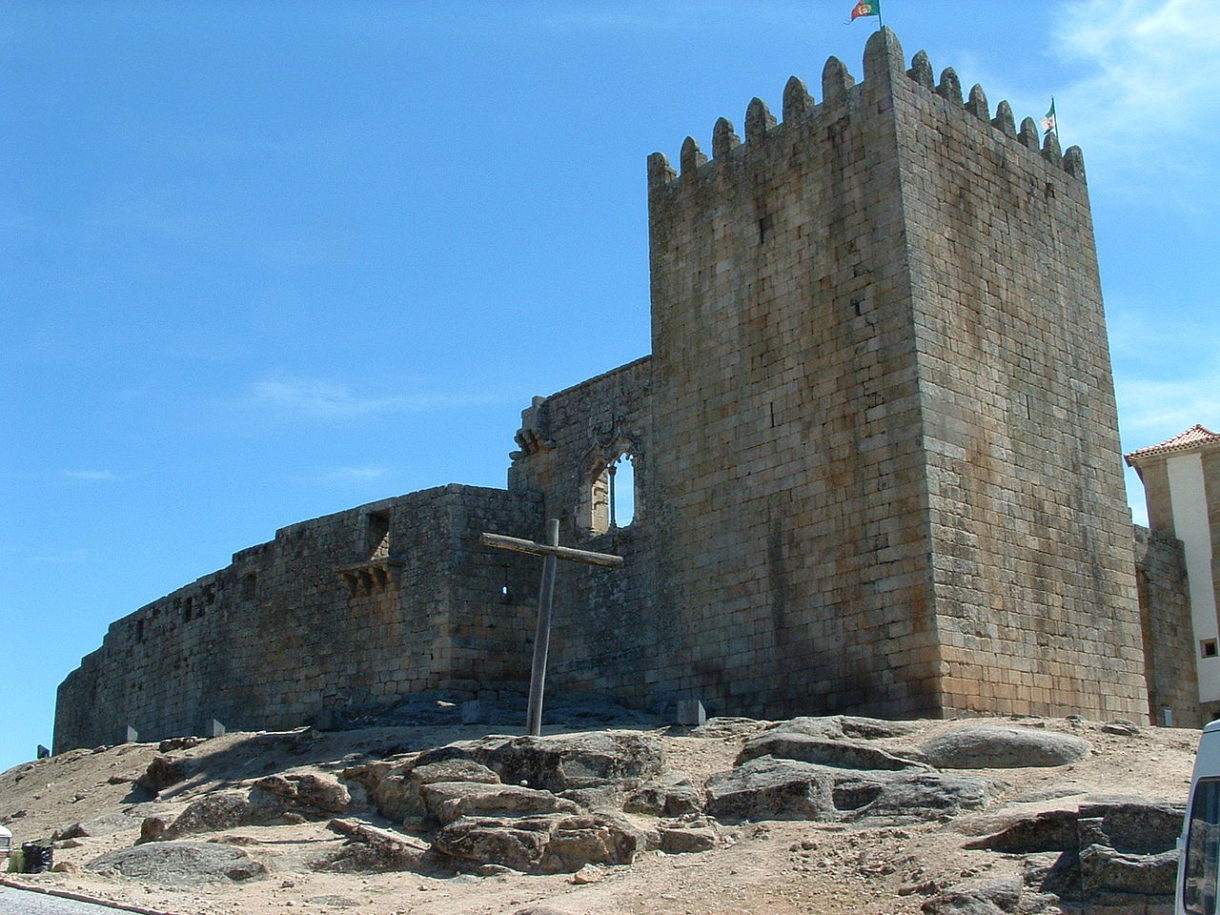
[481,521,624,737]
[527,519,560,736]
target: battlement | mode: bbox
[647,28,1084,191]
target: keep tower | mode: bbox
[643,28,1148,720]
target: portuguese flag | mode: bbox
[851,0,881,20]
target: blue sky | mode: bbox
[2,0,1217,773]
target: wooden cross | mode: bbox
[481,519,624,736]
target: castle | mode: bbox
[54,29,1210,752]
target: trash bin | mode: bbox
[21,842,52,874]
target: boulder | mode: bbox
[768,716,922,741]
[326,817,430,871]
[449,732,665,792]
[1080,844,1178,898]
[136,755,191,793]
[623,773,703,817]
[161,792,285,839]
[251,773,351,815]
[737,731,926,771]
[705,757,836,822]
[1078,798,1184,855]
[965,798,1183,855]
[657,818,721,854]
[420,781,580,825]
[921,877,1022,915]
[345,755,501,822]
[88,841,266,884]
[432,811,641,874]
[706,757,990,824]
[964,809,1081,853]
[922,726,1089,769]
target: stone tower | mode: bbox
[639,28,1148,720]
[1128,425,1220,720]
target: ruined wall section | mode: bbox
[644,37,942,719]
[1133,525,1199,727]
[891,35,1149,720]
[507,357,658,703]
[55,485,541,752]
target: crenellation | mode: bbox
[937,67,963,104]
[679,136,705,177]
[711,117,740,160]
[781,75,813,124]
[744,97,776,143]
[992,100,1016,137]
[821,55,854,103]
[966,83,989,120]
[907,49,934,89]
[1042,128,1063,163]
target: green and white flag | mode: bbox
[1040,99,1057,135]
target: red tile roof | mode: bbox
[1125,424,1220,465]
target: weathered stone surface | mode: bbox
[737,731,926,771]
[1080,845,1178,897]
[431,812,641,874]
[421,781,580,825]
[658,820,720,854]
[88,841,267,884]
[252,773,351,815]
[326,817,430,871]
[922,727,1090,769]
[769,716,922,741]
[431,732,664,793]
[966,798,1183,855]
[705,758,836,822]
[136,755,190,793]
[623,773,702,816]
[964,809,1080,852]
[921,877,1022,914]
[161,792,285,839]
[1078,798,1184,854]
[707,757,989,824]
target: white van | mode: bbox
[0,824,9,867]
[1179,720,1220,913]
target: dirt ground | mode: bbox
[0,716,1199,915]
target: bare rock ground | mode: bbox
[0,715,1197,915]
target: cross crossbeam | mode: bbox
[481,520,624,735]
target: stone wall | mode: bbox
[54,485,543,752]
[1133,525,1199,727]
[889,37,1148,719]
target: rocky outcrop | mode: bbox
[706,757,990,824]
[89,841,267,884]
[922,726,1090,769]
[966,796,1185,910]
[431,812,641,874]
[736,731,926,771]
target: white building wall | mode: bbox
[1168,452,1220,702]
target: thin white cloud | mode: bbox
[1053,0,1220,195]
[62,470,120,482]
[317,466,389,483]
[246,377,512,421]
[1117,373,1220,437]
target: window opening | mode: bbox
[366,511,391,560]
[1204,639,1218,659]
[608,454,635,528]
